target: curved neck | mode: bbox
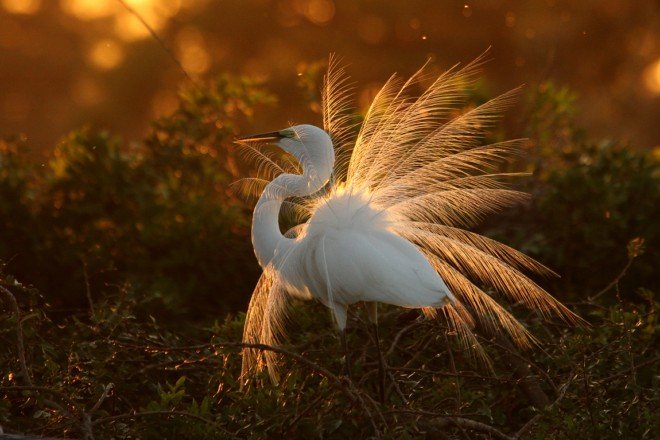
[252,164,331,268]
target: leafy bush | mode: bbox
[0,76,274,317]
[0,272,656,438]
[490,82,659,296]
[0,77,657,438]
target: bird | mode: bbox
[236,54,581,394]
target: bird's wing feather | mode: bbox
[304,228,453,310]
[323,55,357,182]
[334,52,581,335]
[240,266,290,386]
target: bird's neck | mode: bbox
[252,164,331,269]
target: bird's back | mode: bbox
[276,187,454,311]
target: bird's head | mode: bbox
[237,124,334,172]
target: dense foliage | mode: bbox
[0,76,657,438]
[0,76,273,318]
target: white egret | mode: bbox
[238,55,581,392]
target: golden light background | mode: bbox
[0,0,658,152]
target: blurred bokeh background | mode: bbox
[1,0,658,153]
[1,4,658,436]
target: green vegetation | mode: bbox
[0,76,273,318]
[0,77,657,438]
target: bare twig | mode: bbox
[0,285,32,386]
[114,0,194,83]
[222,341,345,387]
[614,283,641,420]
[443,331,461,413]
[92,410,226,431]
[588,250,636,302]
[390,367,510,382]
[386,320,419,358]
[0,386,76,408]
[88,383,115,414]
[0,290,88,436]
[215,341,383,436]
[353,390,383,438]
[601,356,659,382]
[514,373,576,439]
[493,334,550,409]
[485,335,558,393]
[387,370,409,405]
[420,416,515,440]
[0,385,78,428]
[283,393,325,431]
[81,257,95,320]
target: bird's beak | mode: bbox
[236,131,285,144]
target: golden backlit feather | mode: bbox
[240,266,290,386]
[323,54,357,182]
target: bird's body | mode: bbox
[238,55,581,384]
[273,186,454,328]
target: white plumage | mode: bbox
[278,186,455,329]
[238,55,580,384]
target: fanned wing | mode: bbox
[340,53,582,350]
[322,54,357,183]
[346,54,487,189]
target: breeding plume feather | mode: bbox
[238,54,581,385]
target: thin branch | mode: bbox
[588,252,635,301]
[0,386,76,408]
[114,0,193,83]
[514,373,576,439]
[386,320,419,358]
[484,335,558,393]
[81,257,95,320]
[601,356,659,382]
[92,410,226,432]
[390,367,510,382]
[493,334,551,408]
[443,331,461,413]
[0,385,78,424]
[88,383,115,414]
[420,416,515,440]
[283,393,325,431]
[220,341,382,437]
[387,370,409,405]
[0,285,32,387]
[221,341,344,388]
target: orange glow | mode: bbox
[115,11,155,41]
[176,28,211,75]
[305,0,335,25]
[71,76,104,106]
[3,92,30,122]
[152,0,181,19]
[359,16,387,45]
[505,11,515,27]
[151,89,179,118]
[61,0,175,37]
[643,58,660,95]
[60,0,115,20]
[114,0,176,41]
[2,0,41,14]
[652,147,660,161]
[88,39,125,70]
